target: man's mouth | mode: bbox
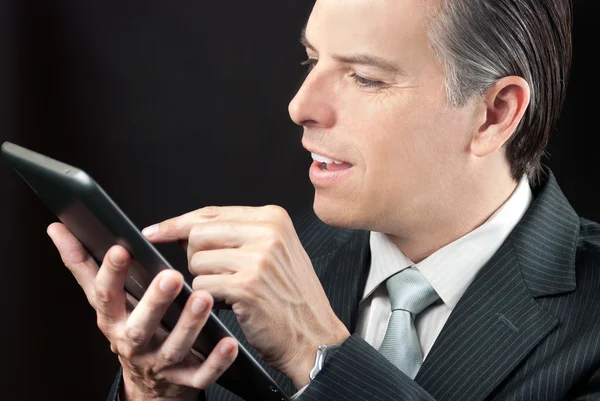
[311,152,352,171]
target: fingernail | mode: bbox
[191,298,207,315]
[159,276,177,292]
[142,224,158,237]
[220,343,233,355]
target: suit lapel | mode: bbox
[415,241,559,401]
[416,170,579,401]
[311,228,371,332]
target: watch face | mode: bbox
[310,344,342,380]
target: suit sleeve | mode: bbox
[299,334,436,401]
[569,366,600,400]
[106,366,122,401]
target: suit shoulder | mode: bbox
[578,217,600,251]
[576,218,600,287]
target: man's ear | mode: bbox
[470,76,531,157]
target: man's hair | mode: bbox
[428,0,573,185]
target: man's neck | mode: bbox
[388,174,521,264]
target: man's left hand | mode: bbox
[142,205,350,389]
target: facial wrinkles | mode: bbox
[313,2,444,101]
[302,130,357,164]
[312,0,433,74]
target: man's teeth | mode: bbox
[311,153,343,165]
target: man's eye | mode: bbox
[300,58,318,72]
[350,73,384,89]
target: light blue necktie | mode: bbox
[378,267,439,379]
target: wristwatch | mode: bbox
[309,342,343,380]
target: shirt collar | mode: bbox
[364,175,533,309]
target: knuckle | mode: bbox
[189,224,210,251]
[158,348,184,366]
[192,276,213,292]
[265,236,284,253]
[264,204,287,218]
[254,252,271,271]
[124,326,146,348]
[235,273,256,294]
[94,287,114,304]
[236,280,251,295]
[189,223,206,239]
[118,343,137,360]
[177,320,197,334]
[192,276,202,290]
[189,252,201,273]
[96,314,112,333]
[71,254,94,270]
[264,222,286,241]
[110,343,119,355]
[205,357,228,377]
[198,206,220,219]
[159,219,179,236]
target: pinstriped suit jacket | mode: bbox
[108,169,600,400]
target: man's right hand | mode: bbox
[47,222,239,401]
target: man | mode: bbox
[48,0,600,400]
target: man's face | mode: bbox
[289,0,481,234]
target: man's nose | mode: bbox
[288,68,336,129]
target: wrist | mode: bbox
[121,367,197,401]
[122,369,162,401]
[121,370,152,401]
[287,325,350,389]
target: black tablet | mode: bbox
[1,141,290,401]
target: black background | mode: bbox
[0,1,597,399]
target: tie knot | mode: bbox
[386,267,438,315]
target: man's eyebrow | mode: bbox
[332,54,406,75]
[299,27,406,76]
[299,26,315,51]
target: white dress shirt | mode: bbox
[354,175,532,360]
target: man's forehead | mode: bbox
[305,0,440,57]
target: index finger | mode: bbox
[141,205,288,243]
[142,206,274,243]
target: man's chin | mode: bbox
[313,198,362,229]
